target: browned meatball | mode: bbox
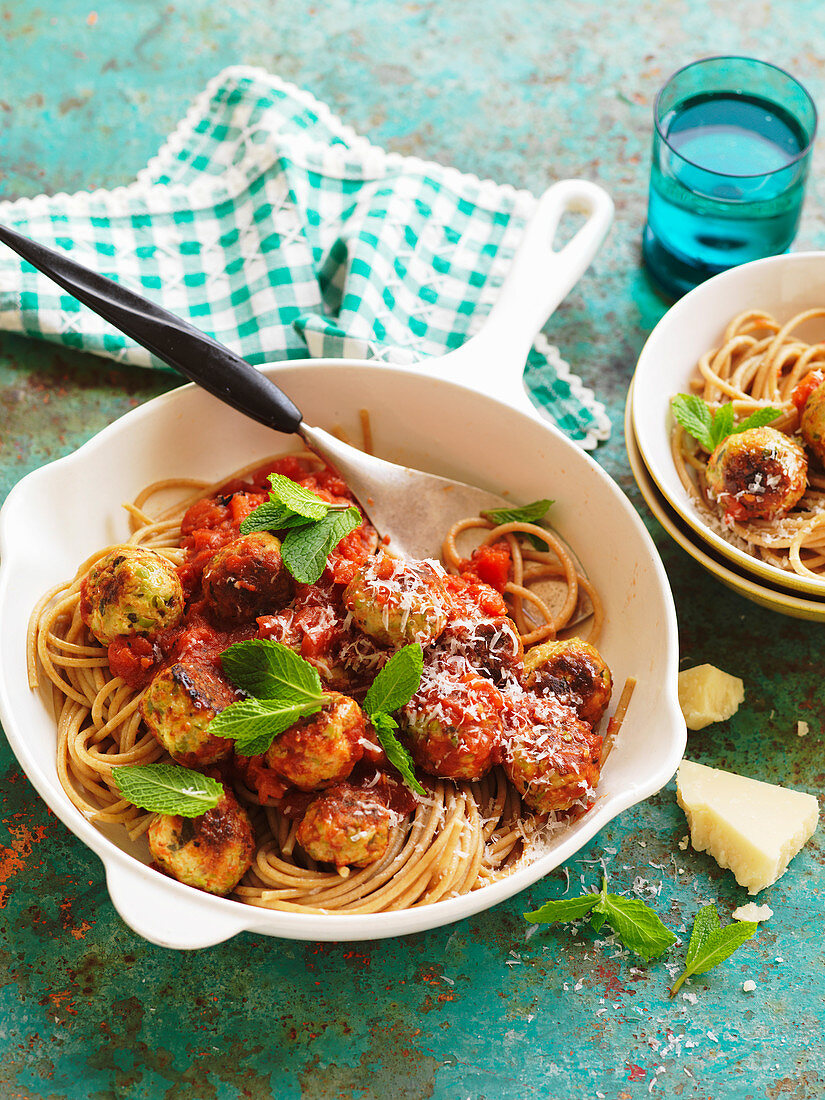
[705,426,807,522]
[140,662,235,768]
[202,531,293,624]
[296,783,395,867]
[265,692,367,791]
[344,552,449,647]
[502,694,602,813]
[523,638,612,726]
[148,784,255,895]
[401,670,504,780]
[80,546,183,645]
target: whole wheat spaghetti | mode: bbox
[672,308,825,578]
[29,454,631,913]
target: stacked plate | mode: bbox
[629,251,825,622]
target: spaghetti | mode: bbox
[29,454,629,913]
[672,308,825,579]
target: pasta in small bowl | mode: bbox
[632,252,825,600]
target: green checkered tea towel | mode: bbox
[0,66,609,447]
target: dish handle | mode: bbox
[103,858,251,950]
[434,178,613,417]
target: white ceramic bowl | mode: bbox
[0,362,685,948]
[632,251,825,597]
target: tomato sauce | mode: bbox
[107,635,156,690]
[792,369,825,413]
[458,541,512,593]
[443,571,508,618]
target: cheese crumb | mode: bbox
[678,835,689,850]
[743,980,756,993]
[732,903,773,922]
[797,721,809,737]
[676,759,819,894]
[677,665,744,730]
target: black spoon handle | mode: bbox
[0,223,303,435]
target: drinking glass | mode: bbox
[643,56,817,299]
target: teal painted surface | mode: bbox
[1,2,825,1097]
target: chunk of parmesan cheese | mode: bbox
[732,902,773,922]
[677,665,744,730]
[734,902,774,919]
[676,760,819,894]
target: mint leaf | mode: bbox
[363,644,423,717]
[220,639,324,703]
[209,695,325,755]
[684,903,721,973]
[732,406,782,435]
[671,394,715,451]
[240,501,311,535]
[267,473,329,520]
[590,909,607,932]
[709,401,735,449]
[482,499,554,526]
[524,894,599,923]
[672,395,783,455]
[372,711,426,796]
[670,906,758,996]
[594,879,676,961]
[111,763,222,817]
[482,499,554,551]
[281,505,361,584]
[523,875,675,961]
[688,922,758,973]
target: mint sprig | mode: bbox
[670,904,758,996]
[208,640,425,791]
[281,506,361,584]
[263,473,331,521]
[211,639,327,755]
[482,499,554,527]
[482,498,554,551]
[111,763,223,817]
[371,711,426,796]
[671,394,782,453]
[210,695,326,756]
[239,474,362,584]
[363,645,426,796]
[524,876,676,961]
[364,643,423,715]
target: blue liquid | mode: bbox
[644,92,810,297]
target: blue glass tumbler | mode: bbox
[643,56,817,299]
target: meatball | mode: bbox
[80,546,183,645]
[148,784,255,895]
[523,638,612,726]
[800,378,825,466]
[437,615,524,686]
[705,426,807,521]
[202,531,293,624]
[401,671,504,780]
[265,691,367,791]
[140,662,235,768]
[296,783,395,868]
[503,694,602,813]
[344,553,448,647]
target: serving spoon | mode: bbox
[0,179,612,559]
